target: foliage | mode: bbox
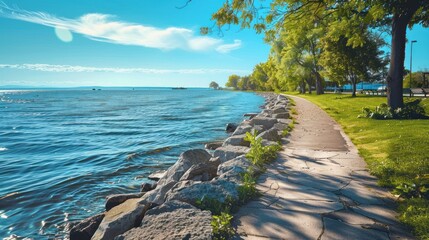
[244,131,281,167]
[226,74,240,89]
[195,196,234,215]
[394,175,429,199]
[320,33,388,97]
[403,71,429,88]
[292,93,429,239]
[359,99,426,119]
[207,0,429,108]
[211,212,235,240]
[237,166,259,204]
[210,81,220,89]
[398,198,429,240]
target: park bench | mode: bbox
[410,88,425,97]
[423,88,429,97]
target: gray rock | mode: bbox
[225,123,238,133]
[273,113,290,119]
[217,155,252,176]
[116,201,212,240]
[272,123,287,131]
[142,181,177,205]
[272,107,287,114]
[243,113,258,119]
[91,199,152,240]
[70,213,105,240]
[277,95,287,101]
[213,145,250,163]
[167,179,239,205]
[250,117,277,131]
[217,156,261,183]
[204,142,222,150]
[105,193,145,211]
[147,171,166,181]
[222,134,249,147]
[140,182,156,192]
[158,149,212,186]
[257,128,281,142]
[179,157,220,181]
[232,124,252,135]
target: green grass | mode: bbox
[286,93,429,239]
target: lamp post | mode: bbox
[410,40,417,90]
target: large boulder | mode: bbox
[225,123,238,133]
[91,198,152,240]
[70,213,104,240]
[157,149,212,186]
[273,112,290,119]
[217,156,261,183]
[105,193,145,211]
[249,117,277,131]
[179,157,220,181]
[140,182,156,192]
[167,179,239,205]
[204,141,223,150]
[257,128,281,142]
[116,201,212,240]
[222,134,249,147]
[213,146,250,163]
[142,181,177,205]
[232,124,252,136]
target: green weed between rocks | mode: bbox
[244,131,282,168]
[211,212,235,240]
[289,93,429,239]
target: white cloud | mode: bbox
[216,40,243,53]
[0,2,241,53]
[0,64,249,74]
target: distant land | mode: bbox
[0,85,209,90]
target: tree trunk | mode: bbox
[300,80,306,94]
[386,3,420,109]
[305,77,312,94]
[352,80,357,97]
[315,72,324,95]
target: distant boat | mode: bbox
[172,87,187,90]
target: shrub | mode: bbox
[394,175,429,199]
[359,99,427,119]
[244,131,281,167]
[212,212,235,240]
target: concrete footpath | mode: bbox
[233,96,415,239]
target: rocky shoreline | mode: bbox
[69,93,292,240]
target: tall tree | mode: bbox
[226,74,240,89]
[320,32,387,97]
[209,81,219,89]
[206,0,428,108]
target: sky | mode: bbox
[0,1,428,88]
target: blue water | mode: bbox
[0,88,264,239]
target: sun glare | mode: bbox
[54,27,73,42]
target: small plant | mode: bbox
[237,167,259,204]
[195,196,233,215]
[282,121,295,136]
[359,100,427,119]
[244,131,282,167]
[394,175,429,199]
[212,212,235,239]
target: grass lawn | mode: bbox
[287,93,429,239]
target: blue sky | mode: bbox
[0,1,428,88]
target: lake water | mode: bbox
[0,88,264,239]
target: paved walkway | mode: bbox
[233,96,415,240]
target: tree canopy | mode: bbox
[207,0,428,109]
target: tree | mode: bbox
[225,74,240,89]
[320,32,388,97]
[403,71,427,88]
[207,0,429,108]
[209,81,219,89]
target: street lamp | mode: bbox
[410,40,417,89]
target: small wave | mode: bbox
[0,147,8,151]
